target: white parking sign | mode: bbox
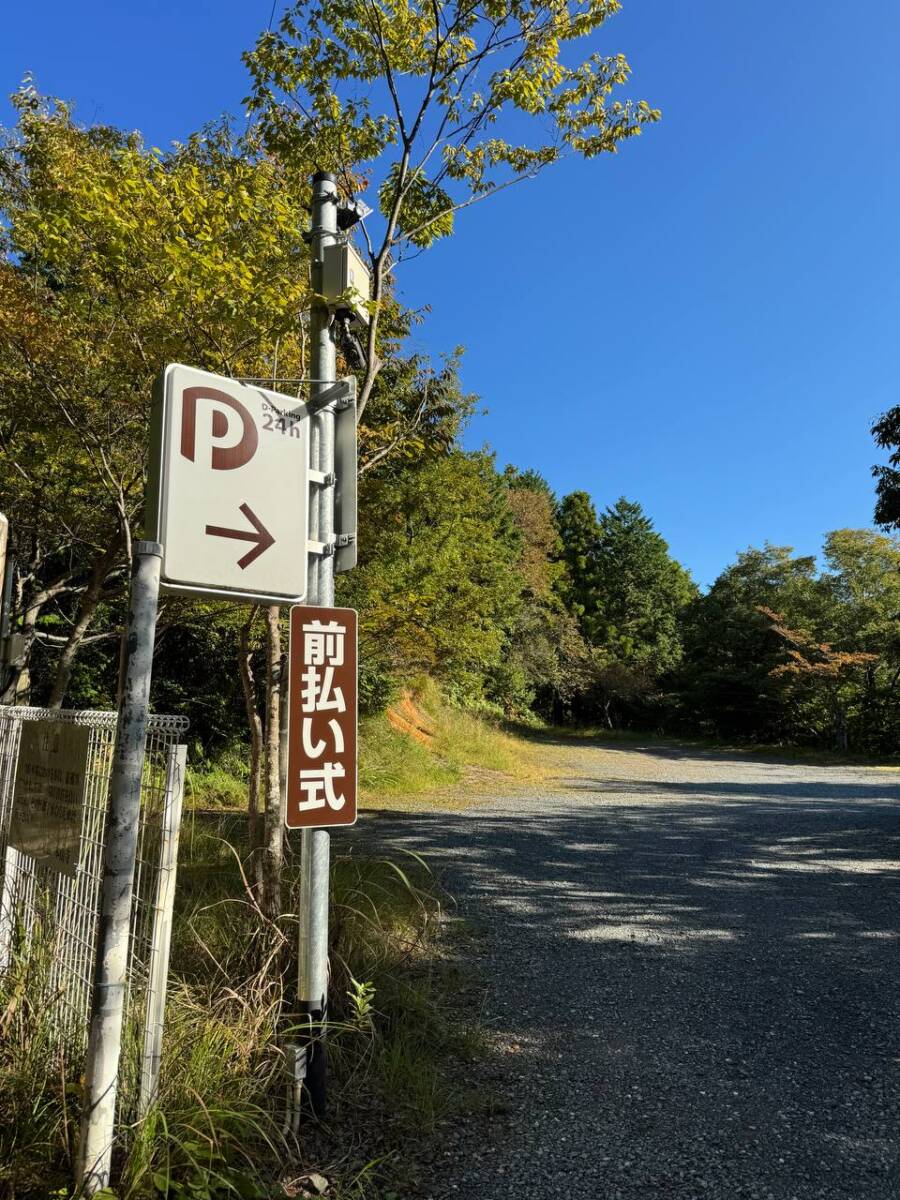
[147,364,309,604]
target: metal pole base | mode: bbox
[299,1004,327,1118]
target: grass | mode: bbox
[358,678,547,810]
[185,679,549,815]
[0,816,485,1199]
[0,924,78,1197]
[519,721,900,769]
[185,746,251,811]
[357,715,457,797]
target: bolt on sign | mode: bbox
[286,606,357,828]
[146,364,309,605]
[8,721,91,875]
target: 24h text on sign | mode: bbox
[146,364,310,606]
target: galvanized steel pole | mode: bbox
[77,541,162,1193]
[298,170,338,1115]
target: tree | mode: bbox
[758,606,878,751]
[556,490,600,624]
[359,348,476,475]
[677,544,820,740]
[557,493,695,724]
[0,90,329,904]
[590,499,695,674]
[244,0,660,421]
[497,469,592,717]
[819,528,900,750]
[871,406,900,530]
[338,449,522,703]
[0,90,312,708]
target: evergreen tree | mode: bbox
[557,493,695,725]
[590,498,696,676]
[556,490,601,624]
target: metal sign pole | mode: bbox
[298,170,339,1115]
[77,541,163,1194]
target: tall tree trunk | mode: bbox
[258,605,284,920]
[834,702,849,753]
[238,607,264,867]
[47,537,122,709]
[0,575,71,705]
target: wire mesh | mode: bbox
[0,706,188,1109]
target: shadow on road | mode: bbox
[346,752,900,1198]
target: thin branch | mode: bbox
[395,168,544,247]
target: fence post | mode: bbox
[0,712,21,974]
[138,742,187,1116]
[77,541,162,1194]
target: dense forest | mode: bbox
[2,86,900,782]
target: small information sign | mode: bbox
[286,606,357,828]
[9,721,91,874]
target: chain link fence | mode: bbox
[0,706,188,1115]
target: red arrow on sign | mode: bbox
[205,503,275,569]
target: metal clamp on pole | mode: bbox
[77,541,163,1194]
[305,378,353,415]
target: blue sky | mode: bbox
[3,2,898,586]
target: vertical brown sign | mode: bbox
[286,605,357,828]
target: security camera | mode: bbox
[333,311,367,371]
[337,198,373,230]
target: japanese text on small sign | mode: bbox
[286,606,357,828]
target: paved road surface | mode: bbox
[353,739,900,1199]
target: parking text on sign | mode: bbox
[286,606,357,828]
[147,364,309,605]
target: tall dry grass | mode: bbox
[0,816,482,1199]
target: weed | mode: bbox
[0,822,483,1199]
[357,716,457,797]
[182,677,547,816]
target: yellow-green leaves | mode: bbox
[0,91,316,560]
[243,0,659,419]
[379,166,454,247]
[245,0,659,256]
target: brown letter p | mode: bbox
[180,386,258,471]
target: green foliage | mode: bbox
[590,498,697,673]
[358,655,400,715]
[0,926,75,1196]
[245,0,659,228]
[0,90,314,709]
[379,165,454,247]
[339,449,522,695]
[557,493,696,724]
[557,489,601,621]
[677,544,820,741]
[871,405,900,530]
[675,533,900,752]
[359,349,476,473]
[243,0,659,435]
[187,756,250,811]
[496,474,593,717]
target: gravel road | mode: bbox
[352,739,900,1199]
